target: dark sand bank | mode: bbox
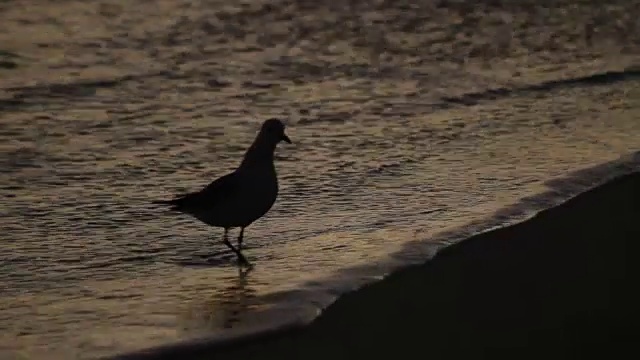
[115,172,640,360]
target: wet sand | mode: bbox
[115,171,640,359]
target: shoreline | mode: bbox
[112,171,640,360]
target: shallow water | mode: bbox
[1,0,640,359]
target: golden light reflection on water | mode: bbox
[2,0,640,359]
[3,89,640,359]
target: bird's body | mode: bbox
[152,118,291,267]
[157,160,278,228]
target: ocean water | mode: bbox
[1,0,640,359]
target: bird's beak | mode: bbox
[281,133,292,144]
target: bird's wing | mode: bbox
[155,171,241,211]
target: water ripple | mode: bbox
[1,0,640,359]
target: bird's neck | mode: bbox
[239,138,277,168]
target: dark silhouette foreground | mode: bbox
[117,172,639,360]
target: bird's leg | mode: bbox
[222,228,251,267]
[237,227,245,251]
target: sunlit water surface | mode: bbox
[1,0,640,358]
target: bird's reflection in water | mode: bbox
[181,266,257,334]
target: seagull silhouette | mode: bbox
[152,118,292,267]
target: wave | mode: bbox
[3,63,638,113]
[440,65,640,106]
[107,149,640,360]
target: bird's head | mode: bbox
[259,118,292,145]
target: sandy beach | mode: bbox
[114,171,639,359]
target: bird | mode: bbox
[152,118,292,267]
